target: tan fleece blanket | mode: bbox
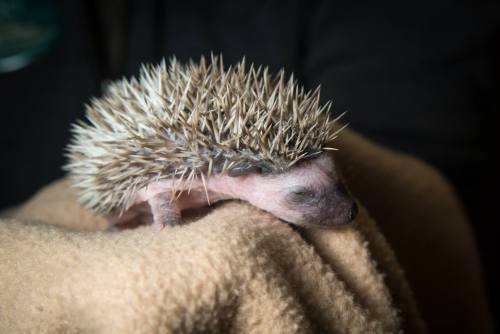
[0,130,492,333]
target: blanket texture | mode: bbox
[0,129,492,333]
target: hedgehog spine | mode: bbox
[65,55,345,214]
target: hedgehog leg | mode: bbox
[148,192,182,229]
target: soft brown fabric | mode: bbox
[334,130,493,333]
[0,184,422,333]
[0,129,491,333]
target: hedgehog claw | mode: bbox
[151,216,182,230]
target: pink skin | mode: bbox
[107,153,358,229]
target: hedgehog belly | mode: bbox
[105,176,238,229]
[133,178,236,209]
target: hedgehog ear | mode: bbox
[256,161,273,175]
[227,162,261,177]
[227,160,273,177]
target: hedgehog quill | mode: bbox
[65,55,358,229]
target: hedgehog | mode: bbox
[64,55,358,229]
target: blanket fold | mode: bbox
[0,129,492,333]
[0,180,422,333]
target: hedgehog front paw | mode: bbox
[149,192,182,230]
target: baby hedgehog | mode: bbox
[65,55,358,229]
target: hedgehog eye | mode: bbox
[290,187,314,198]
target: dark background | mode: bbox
[1,0,499,328]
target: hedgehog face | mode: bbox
[237,153,358,227]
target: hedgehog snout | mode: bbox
[287,180,357,228]
[321,181,358,226]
